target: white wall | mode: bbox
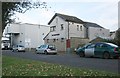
[119,1,120,29]
[49,16,68,39]
[69,22,85,38]
[89,27,110,41]
[110,32,116,39]
[8,23,24,46]
[24,24,50,48]
[8,23,50,48]
[7,23,20,33]
[47,16,85,40]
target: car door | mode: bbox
[38,45,43,53]
[85,44,95,56]
[94,43,103,57]
[41,45,47,53]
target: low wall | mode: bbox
[25,48,36,52]
[70,37,90,52]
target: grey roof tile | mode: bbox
[48,13,84,24]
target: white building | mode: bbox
[119,1,120,29]
[44,13,110,52]
[6,23,50,49]
[84,22,110,41]
[110,31,116,39]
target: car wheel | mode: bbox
[36,51,39,54]
[54,53,57,55]
[44,50,48,55]
[17,49,19,52]
[103,52,110,59]
[79,52,85,57]
[12,50,14,52]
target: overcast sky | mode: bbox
[12,0,119,31]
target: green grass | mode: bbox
[2,55,119,76]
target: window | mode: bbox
[61,24,64,30]
[42,45,47,48]
[47,39,49,43]
[53,26,56,31]
[80,26,82,31]
[101,44,108,48]
[39,45,43,48]
[50,26,56,32]
[61,38,64,42]
[53,39,56,42]
[56,18,58,24]
[95,43,102,48]
[86,44,95,48]
[77,25,79,31]
[77,25,82,31]
[103,33,104,35]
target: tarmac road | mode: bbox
[2,50,120,74]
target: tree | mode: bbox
[114,28,120,46]
[2,1,48,32]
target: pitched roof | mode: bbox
[84,22,104,28]
[48,13,84,24]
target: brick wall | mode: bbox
[44,38,66,52]
[44,37,89,53]
[70,37,89,52]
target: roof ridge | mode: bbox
[48,13,84,24]
[56,13,78,18]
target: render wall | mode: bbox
[49,16,68,39]
[88,27,110,41]
[118,1,120,28]
[69,22,85,38]
[24,24,50,48]
[44,38,66,52]
[10,24,25,46]
[7,24,20,33]
[8,23,50,48]
[70,37,89,52]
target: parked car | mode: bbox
[12,45,25,52]
[75,43,91,54]
[36,44,57,55]
[76,42,120,59]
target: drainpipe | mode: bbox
[66,22,71,54]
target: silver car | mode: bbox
[36,44,57,54]
[12,45,25,52]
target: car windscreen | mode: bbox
[106,43,118,47]
[48,45,56,50]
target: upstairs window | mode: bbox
[61,24,64,30]
[80,26,82,31]
[50,26,56,32]
[77,25,79,31]
[56,18,58,24]
[77,25,82,31]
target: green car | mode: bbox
[76,42,120,59]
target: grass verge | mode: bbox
[2,55,119,76]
